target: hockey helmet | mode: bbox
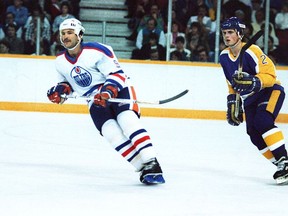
[59,18,85,36]
[221,17,246,35]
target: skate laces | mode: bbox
[143,160,157,171]
[276,157,288,171]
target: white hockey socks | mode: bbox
[102,119,144,171]
[117,110,157,163]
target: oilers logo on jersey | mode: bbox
[70,66,92,87]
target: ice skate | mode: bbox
[273,156,288,185]
[140,158,165,185]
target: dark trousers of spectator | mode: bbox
[24,39,51,55]
[275,29,288,65]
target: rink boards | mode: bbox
[0,55,287,122]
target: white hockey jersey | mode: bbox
[55,42,127,96]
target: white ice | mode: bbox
[0,110,287,216]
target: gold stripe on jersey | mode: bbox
[262,128,285,151]
[224,44,279,95]
[266,90,281,113]
[246,45,277,88]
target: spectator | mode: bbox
[193,47,211,62]
[51,43,64,56]
[2,23,24,54]
[68,0,81,19]
[266,36,282,65]
[269,0,283,25]
[219,39,227,53]
[222,0,252,23]
[50,31,64,56]
[154,0,168,11]
[0,40,10,53]
[251,8,265,34]
[251,9,279,47]
[172,0,197,26]
[258,22,279,49]
[186,22,210,59]
[125,0,152,18]
[149,48,162,60]
[251,0,263,23]
[125,1,147,41]
[132,32,166,60]
[186,5,212,35]
[24,4,50,32]
[170,50,183,61]
[208,0,221,34]
[166,21,185,48]
[24,9,51,55]
[206,0,218,21]
[6,0,29,28]
[207,9,225,57]
[44,0,62,23]
[169,36,191,61]
[22,0,41,12]
[234,9,247,24]
[135,17,166,50]
[171,9,185,33]
[243,22,254,42]
[124,0,138,18]
[209,38,227,62]
[30,40,47,56]
[274,3,288,47]
[3,12,23,39]
[52,1,74,34]
[137,3,166,33]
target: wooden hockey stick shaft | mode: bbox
[63,89,189,105]
[234,30,264,117]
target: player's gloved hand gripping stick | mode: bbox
[234,30,264,118]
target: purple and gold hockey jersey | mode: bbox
[219,43,281,104]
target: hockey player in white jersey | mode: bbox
[47,18,165,184]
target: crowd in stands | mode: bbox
[125,0,288,65]
[1,0,288,66]
[0,0,80,55]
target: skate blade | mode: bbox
[275,176,288,185]
[142,174,165,185]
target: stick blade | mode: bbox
[159,89,189,104]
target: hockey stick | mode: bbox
[234,30,264,117]
[63,89,189,105]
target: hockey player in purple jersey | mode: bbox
[47,18,165,184]
[219,17,288,184]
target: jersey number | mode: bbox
[260,54,268,65]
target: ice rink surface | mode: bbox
[0,110,288,216]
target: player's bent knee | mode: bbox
[254,110,275,133]
[102,119,126,144]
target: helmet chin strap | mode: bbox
[61,34,82,51]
